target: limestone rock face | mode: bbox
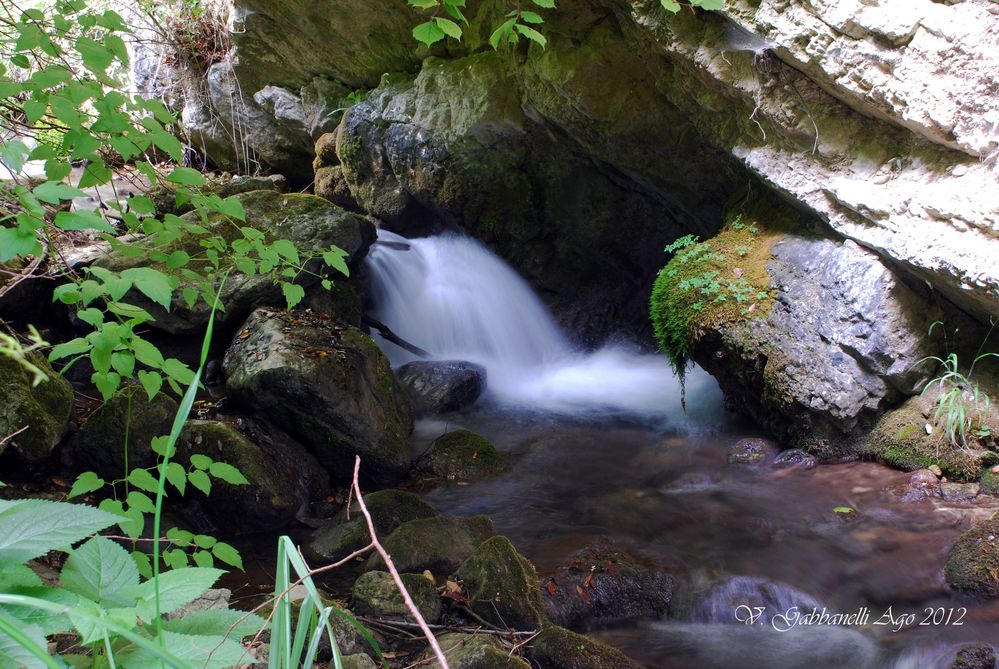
[692,236,939,454]
[223,307,413,486]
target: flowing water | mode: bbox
[364,230,999,668]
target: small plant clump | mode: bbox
[650,207,784,399]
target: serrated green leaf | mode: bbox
[532,0,556,6]
[0,499,119,563]
[190,454,212,470]
[188,469,211,496]
[61,536,139,607]
[33,181,85,204]
[217,196,245,221]
[161,608,262,638]
[191,550,214,568]
[660,0,682,11]
[91,370,121,400]
[127,567,224,622]
[127,468,159,493]
[281,281,305,308]
[209,461,250,486]
[121,266,177,309]
[166,461,186,494]
[434,17,463,40]
[67,471,104,499]
[166,167,205,186]
[211,542,244,571]
[48,337,89,361]
[117,629,245,669]
[132,550,152,579]
[0,226,41,261]
[413,20,446,46]
[125,490,156,514]
[514,22,547,47]
[163,548,189,571]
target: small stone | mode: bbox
[941,482,980,502]
[424,429,509,482]
[929,465,944,477]
[341,654,377,669]
[395,361,487,416]
[727,438,779,466]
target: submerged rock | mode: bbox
[173,419,329,534]
[395,361,487,416]
[421,632,530,669]
[456,536,548,630]
[366,515,494,575]
[541,539,676,631]
[223,307,413,486]
[351,571,441,623]
[531,626,642,669]
[305,490,438,564]
[98,191,375,334]
[423,429,509,482]
[0,352,74,465]
[945,513,999,596]
[772,449,818,471]
[726,438,779,466]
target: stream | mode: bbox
[363,230,999,668]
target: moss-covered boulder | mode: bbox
[224,307,413,486]
[341,655,377,669]
[352,570,441,623]
[395,361,487,417]
[367,515,494,575]
[861,395,995,481]
[72,384,177,478]
[424,429,508,482]
[0,352,73,464]
[531,626,642,669]
[981,467,999,495]
[149,173,287,218]
[421,632,530,669]
[173,419,329,534]
[456,536,548,630]
[98,190,375,334]
[945,513,999,596]
[305,489,438,563]
[315,165,361,212]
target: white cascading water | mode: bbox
[365,229,722,417]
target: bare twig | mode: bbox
[352,456,451,669]
[0,425,28,448]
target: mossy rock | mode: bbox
[0,351,73,464]
[366,515,495,575]
[173,419,329,534]
[314,133,340,170]
[456,536,548,630]
[425,430,509,482]
[531,626,642,669]
[980,467,999,495]
[422,632,530,669]
[944,513,999,596]
[305,489,438,563]
[862,395,988,481]
[73,385,178,478]
[352,570,441,623]
[341,655,377,669]
[315,165,361,212]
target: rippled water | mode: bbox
[365,229,999,668]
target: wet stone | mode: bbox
[727,438,780,466]
[772,449,818,471]
[941,482,980,503]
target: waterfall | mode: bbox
[364,229,722,417]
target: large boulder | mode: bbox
[423,429,509,483]
[531,626,643,669]
[395,361,487,416]
[305,489,438,564]
[173,419,329,534]
[223,307,413,486]
[366,515,495,575]
[456,536,548,630]
[0,352,73,465]
[945,513,999,597]
[98,190,375,334]
[351,570,441,623]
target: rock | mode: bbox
[395,361,487,416]
[305,490,438,564]
[223,307,413,486]
[423,429,509,482]
[341,655,377,669]
[981,468,999,495]
[315,165,360,212]
[685,575,824,626]
[0,352,74,465]
[531,626,642,669]
[352,571,441,623]
[98,190,375,334]
[951,644,997,669]
[367,515,494,575]
[165,588,230,619]
[726,438,779,466]
[541,539,676,631]
[422,632,530,669]
[149,173,288,217]
[314,133,339,170]
[941,482,981,503]
[173,419,329,534]
[862,395,991,480]
[456,536,548,630]
[945,513,999,596]
[900,469,942,501]
[772,449,818,470]
[689,235,939,457]
[72,385,177,478]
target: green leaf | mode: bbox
[193,534,216,549]
[126,567,224,622]
[217,196,245,220]
[127,468,159,493]
[519,10,545,23]
[118,507,145,539]
[281,281,305,308]
[413,20,446,46]
[132,551,153,579]
[54,210,115,233]
[91,370,121,400]
[166,167,206,186]
[33,181,85,204]
[163,549,189,571]
[138,369,163,399]
[48,337,89,361]
[271,239,299,263]
[1,140,31,173]
[408,0,439,7]
[188,469,211,496]
[166,461,186,494]
[434,17,463,40]
[160,608,263,639]
[166,249,190,269]
[77,159,112,188]
[67,471,104,499]
[532,0,556,6]
[833,506,856,514]
[489,18,518,49]
[131,336,164,367]
[692,0,725,8]
[121,266,177,309]
[660,0,682,11]
[323,247,350,277]
[0,227,41,261]
[211,542,244,571]
[125,490,156,514]
[161,357,195,386]
[191,550,214,568]
[190,454,212,470]
[209,462,249,486]
[111,350,135,377]
[514,22,547,47]
[60,537,139,608]
[117,630,246,669]
[0,499,120,563]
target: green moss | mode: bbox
[425,633,531,669]
[862,396,986,481]
[0,351,74,463]
[367,515,494,575]
[650,191,790,384]
[426,429,509,481]
[352,571,441,623]
[945,513,999,596]
[981,468,999,495]
[531,626,642,669]
[455,536,548,630]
